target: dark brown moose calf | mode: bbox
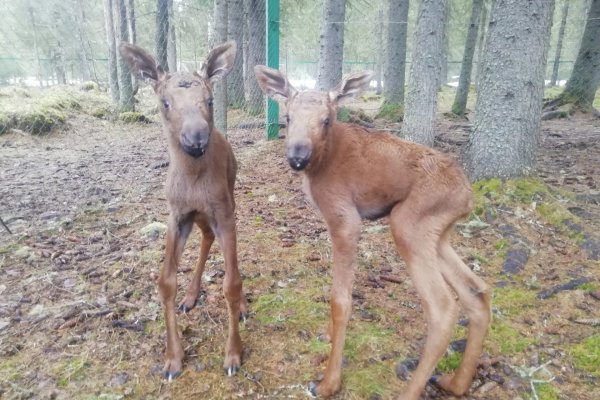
[254,65,491,400]
[120,41,247,380]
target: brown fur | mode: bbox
[254,65,491,399]
[120,41,246,379]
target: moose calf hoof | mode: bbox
[224,365,240,377]
[307,380,340,398]
[163,370,181,381]
[239,311,250,322]
[430,373,468,396]
[177,297,198,313]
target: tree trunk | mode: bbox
[228,0,245,108]
[245,0,265,115]
[474,0,489,88]
[383,0,409,104]
[401,0,448,146]
[167,0,177,72]
[316,0,346,91]
[103,0,119,103]
[439,14,449,88]
[75,0,91,81]
[467,0,555,180]
[127,0,138,94]
[115,0,134,111]
[375,8,383,95]
[27,2,43,87]
[558,0,600,108]
[550,1,569,86]
[452,0,484,115]
[155,0,169,71]
[213,0,228,133]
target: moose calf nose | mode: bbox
[286,143,312,171]
[181,129,210,158]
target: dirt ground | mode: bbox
[0,102,599,400]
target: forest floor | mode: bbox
[0,86,599,400]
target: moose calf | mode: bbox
[254,65,491,399]
[120,41,247,379]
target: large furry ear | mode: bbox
[200,40,237,85]
[118,43,166,90]
[329,71,373,105]
[253,65,298,104]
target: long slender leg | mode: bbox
[214,214,244,376]
[434,237,491,395]
[310,210,361,398]
[179,218,215,312]
[158,212,194,380]
[390,212,459,400]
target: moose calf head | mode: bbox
[120,41,237,158]
[254,65,373,171]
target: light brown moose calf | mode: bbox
[254,65,491,400]
[120,41,247,379]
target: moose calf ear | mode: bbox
[118,43,165,90]
[330,71,374,105]
[201,40,237,85]
[254,65,297,104]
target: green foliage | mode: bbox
[337,106,351,122]
[534,383,559,400]
[119,112,150,124]
[80,81,99,91]
[437,351,462,373]
[0,112,11,134]
[253,288,328,330]
[570,335,600,377]
[376,102,403,122]
[493,287,536,316]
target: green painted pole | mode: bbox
[266,0,280,140]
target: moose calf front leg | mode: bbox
[215,217,244,376]
[158,213,193,380]
[309,214,360,397]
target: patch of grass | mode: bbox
[344,321,396,361]
[494,238,509,251]
[506,178,548,203]
[17,107,66,134]
[488,320,537,354]
[80,81,99,91]
[0,112,12,134]
[570,335,600,377]
[577,282,597,292]
[544,86,564,101]
[493,287,537,316]
[344,361,396,399]
[337,106,351,123]
[0,357,23,381]
[252,288,328,330]
[375,102,403,122]
[54,356,90,387]
[537,202,573,226]
[533,383,559,400]
[472,178,502,215]
[437,351,462,373]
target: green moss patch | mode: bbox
[119,111,151,124]
[570,335,600,377]
[493,287,537,316]
[375,102,403,122]
[488,320,537,354]
[252,288,328,330]
[17,107,66,134]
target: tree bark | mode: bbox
[474,0,489,88]
[557,0,600,108]
[401,0,448,146]
[167,0,177,72]
[452,0,484,115]
[126,0,138,94]
[213,0,228,133]
[383,0,409,104]
[103,0,119,103]
[228,0,245,108]
[375,8,383,94]
[467,0,555,180]
[550,1,569,86]
[75,0,91,81]
[245,0,265,115]
[316,0,346,91]
[155,0,169,71]
[115,0,134,111]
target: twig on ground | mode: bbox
[0,217,12,234]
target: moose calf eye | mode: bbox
[323,117,330,126]
[207,98,214,107]
[161,99,170,109]
[285,115,290,123]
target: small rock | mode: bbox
[0,319,10,332]
[395,358,419,381]
[40,211,62,220]
[268,194,278,202]
[503,247,529,274]
[590,290,600,301]
[109,372,129,386]
[449,339,467,353]
[581,235,600,260]
[488,373,505,384]
[537,277,591,299]
[477,381,498,394]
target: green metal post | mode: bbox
[266,0,280,140]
